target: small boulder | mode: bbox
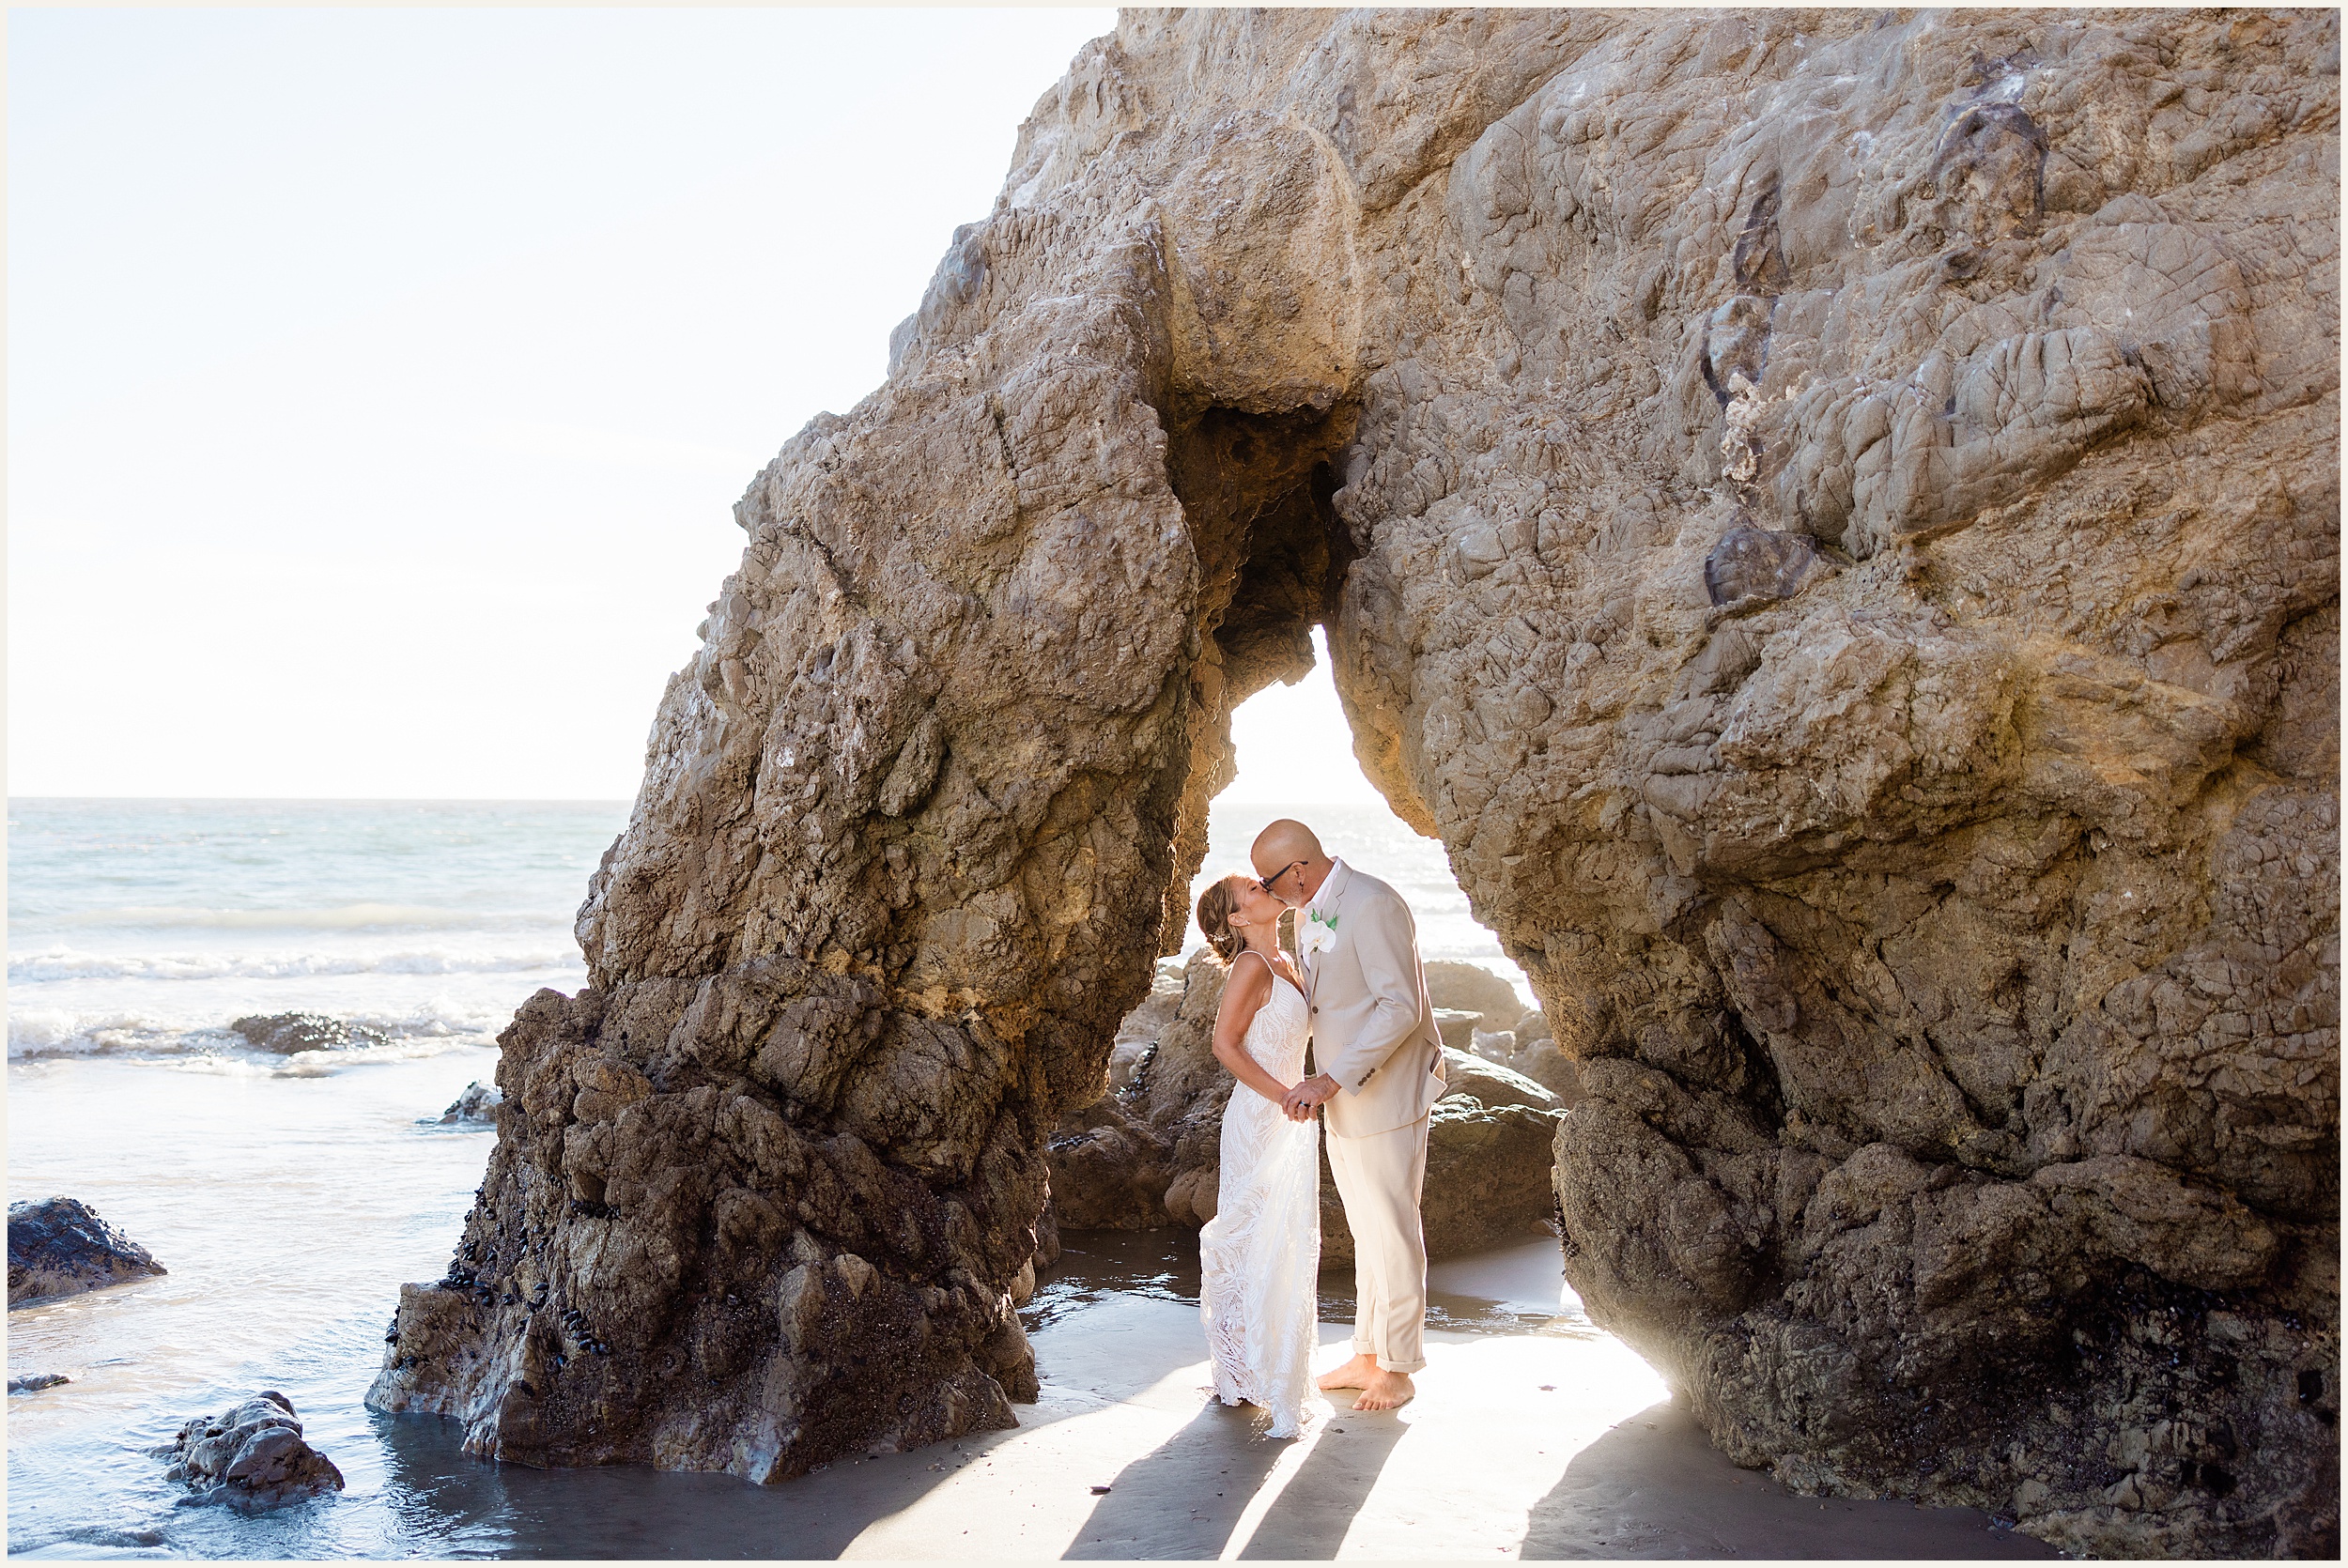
[1047,1099,1175,1229]
[1470,1027,1517,1064]
[1509,1038,1583,1106]
[1439,1046,1560,1114]
[1432,1007,1483,1049]
[8,1198,167,1307]
[432,1082,502,1124]
[161,1391,344,1512]
[228,1013,388,1054]
[9,1373,70,1393]
[1423,961,1525,1030]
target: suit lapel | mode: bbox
[1305,861,1352,998]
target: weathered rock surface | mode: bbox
[228,1013,387,1054]
[379,9,2337,1553]
[1046,952,1562,1260]
[161,1391,345,1512]
[1470,1014,1585,1105]
[1426,960,1528,1030]
[8,1198,167,1307]
[10,1373,71,1394]
[431,1082,503,1125]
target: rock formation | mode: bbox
[8,1198,167,1307]
[160,1391,345,1512]
[431,1082,504,1125]
[1045,951,1561,1259]
[377,9,2337,1554]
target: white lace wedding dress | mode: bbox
[1197,951,1324,1437]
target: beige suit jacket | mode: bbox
[1303,861,1446,1139]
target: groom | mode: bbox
[1252,819,1446,1412]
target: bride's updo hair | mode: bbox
[1196,875,1245,964]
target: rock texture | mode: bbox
[8,1198,167,1307]
[161,1391,345,1512]
[431,1082,504,1125]
[1045,952,1561,1260]
[378,9,2337,1554]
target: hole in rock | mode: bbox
[1182,625,1532,1010]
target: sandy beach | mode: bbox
[809,1240,2059,1560]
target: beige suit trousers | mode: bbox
[1325,1111,1431,1375]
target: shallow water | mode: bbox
[8,799,626,1062]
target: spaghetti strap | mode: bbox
[1235,947,1304,999]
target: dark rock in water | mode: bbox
[8,1197,167,1307]
[228,1013,388,1054]
[1703,523,1820,607]
[432,1082,503,1125]
[9,1373,70,1393]
[1047,955,1562,1261]
[161,1391,344,1512]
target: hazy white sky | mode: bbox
[8,7,1383,807]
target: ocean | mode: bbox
[4,794,1535,1557]
[6,796,1527,1070]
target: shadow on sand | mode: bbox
[351,1234,2058,1560]
[1519,1398,2059,1560]
[1062,1392,1413,1559]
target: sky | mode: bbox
[8,8,1388,807]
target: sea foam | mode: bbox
[9,945,585,984]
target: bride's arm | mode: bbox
[1210,960,1295,1104]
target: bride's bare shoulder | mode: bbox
[1218,950,1275,1007]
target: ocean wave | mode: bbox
[42,902,569,932]
[8,1001,515,1064]
[8,945,585,984]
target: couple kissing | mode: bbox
[1191,818,1447,1437]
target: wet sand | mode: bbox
[301,1236,2043,1560]
[6,1182,2059,1559]
[827,1238,2057,1560]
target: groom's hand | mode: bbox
[1282,1072,1339,1122]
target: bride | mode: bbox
[1192,872,1324,1437]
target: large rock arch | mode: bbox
[374,10,2338,1556]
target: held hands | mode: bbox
[1281,1072,1340,1122]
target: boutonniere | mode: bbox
[1298,908,1339,961]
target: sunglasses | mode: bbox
[1260,859,1307,894]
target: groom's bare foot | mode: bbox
[1317,1352,1382,1392]
[1352,1369,1415,1411]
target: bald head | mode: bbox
[1251,819,1333,908]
